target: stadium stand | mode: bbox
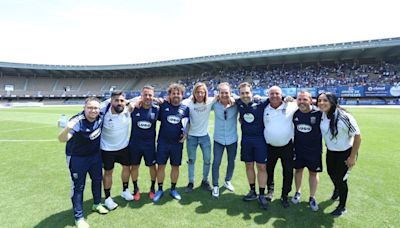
[0,37,399,105]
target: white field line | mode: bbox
[0,126,55,133]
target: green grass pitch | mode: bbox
[0,106,399,227]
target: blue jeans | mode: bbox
[212,141,237,186]
[187,135,212,183]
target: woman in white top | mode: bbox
[317,92,361,217]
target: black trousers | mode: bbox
[327,148,351,208]
[266,141,294,198]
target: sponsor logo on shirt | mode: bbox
[89,128,101,140]
[167,115,181,124]
[243,113,255,123]
[194,106,207,112]
[137,121,152,129]
[297,124,312,133]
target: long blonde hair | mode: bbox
[191,82,208,103]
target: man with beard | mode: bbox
[291,90,322,211]
[100,91,133,211]
[153,83,189,203]
[129,85,159,200]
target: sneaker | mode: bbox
[331,189,339,201]
[291,192,301,204]
[212,186,219,198]
[75,218,89,228]
[121,189,134,201]
[281,196,290,208]
[330,206,347,217]
[185,183,194,193]
[104,197,118,210]
[309,197,319,211]
[170,189,182,200]
[92,204,109,214]
[201,180,212,191]
[133,190,141,201]
[223,181,235,192]
[258,195,269,210]
[153,190,164,203]
[243,190,258,201]
[266,190,274,202]
[149,190,155,200]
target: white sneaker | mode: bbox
[75,218,89,228]
[104,196,118,210]
[212,186,219,198]
[223,181,235,192]
[291,192,301,204]
[121,189,134,201]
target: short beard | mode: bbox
[113,105,124,113]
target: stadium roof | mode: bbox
[1,37,400,77]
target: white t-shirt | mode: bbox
[264,101,298,146]
[100,106,131,151]
[320,110,360,151]
[183,97,215,137]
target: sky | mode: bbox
[0,0,399,65]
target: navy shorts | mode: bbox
[240,136,268,164]
[101,147,130,170]
[294,152,323,172]
[129,141,156,166]
[156,141,183,166]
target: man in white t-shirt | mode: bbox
[263,86,297,208]
[100,91,134,210]
[183,82,215,193]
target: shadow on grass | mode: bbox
[179,186,337,227]
[34,199,96,228]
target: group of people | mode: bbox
[58,82,361,228]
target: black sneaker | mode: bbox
[185,182,194,193]
[281,196,290,208]
[330,206,347,217]
[243,190,258,201]
[201,180,212,191]
[258,195,269,210]
[331,189,339,201]
[266,190,274,202]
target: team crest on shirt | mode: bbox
[243,113,255,123]
[310,117,316,124]
[165,108,169,111]
[251,103,258,109]
[178,109,184,115]
[72,173,78,179]
[294,117,299,122]
[150,113,155,119]
[167,115,181,124]
[136,113,140,117]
